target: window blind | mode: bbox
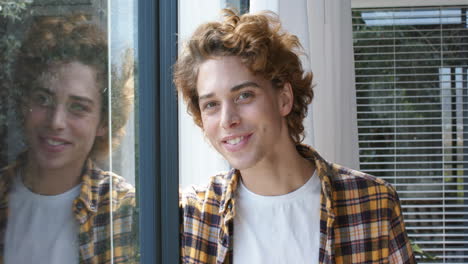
[352,6,468,263]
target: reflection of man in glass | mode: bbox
[175,10,415,263]
[0,15,137,263]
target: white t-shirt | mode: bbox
[233,171,321,264]
[5,175,81,264]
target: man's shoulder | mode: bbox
[180,171,231,209]
[322,161,400,212]
[180,170,237,225]
[328,162,397,195]
[86,166,136,212]
[89,166,135,194]
[303,143,398,199]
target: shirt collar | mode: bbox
[75,159,101,214]
[297,144,336,217]
[219,168,239,216]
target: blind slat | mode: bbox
[356,73,467,77]
[353,28,468,34]
[361,153,468,157]
[361,168,467,172]
[357,109,466,114]
[401,197,468,200]
[354,43,468,48]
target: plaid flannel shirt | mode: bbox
[0,158,138,264]
[180,144,416,264]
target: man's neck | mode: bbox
[22,159,85,196]
[239,142,315,196]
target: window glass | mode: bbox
[0,0,139,262]
[352,5,468,263]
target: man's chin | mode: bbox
[32,154,69,170]
[225,158,255,171]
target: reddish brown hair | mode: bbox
[174,9,313,144]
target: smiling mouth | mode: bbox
[41,136,71,147]
[221,133,253,152]
[45,139,68,146]
[225,136,244,145]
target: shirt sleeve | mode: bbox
[388,189,416,264]
[113,188,140,264]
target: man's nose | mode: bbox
[220,103,240,129]
[48,105,67,130]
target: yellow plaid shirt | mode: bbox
[0,158,138,264]
[180,145,415,264]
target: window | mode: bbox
[0,0,140,262]
[352,4,468,263]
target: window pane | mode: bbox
[109,0,139,262]
[352,5,468,263]
[0,0,139,262]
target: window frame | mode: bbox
[137,0,179,263]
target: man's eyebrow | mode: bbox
[230,81,260,92]
[199,92,214,101]
[33,87,53,95]
[70,95,95,105]
[198,81,260,101]
[33,87,95,105]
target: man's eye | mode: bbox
[69,103,88,113]
[237,92,253,101]
[32,92,53,107]
[204,101,218,110]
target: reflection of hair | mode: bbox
[174,9,313,144]
[14,15,134,160]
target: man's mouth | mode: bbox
[221,133,252,152]
[225,136,244,145]
[40,136,71,148]
[45,138,68,146]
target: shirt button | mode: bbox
[77,202,84,209]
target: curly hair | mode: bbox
[14,15,134,160]
[174,9,313,144]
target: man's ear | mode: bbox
[278,82,294,117]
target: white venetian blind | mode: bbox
[352,6,468,263]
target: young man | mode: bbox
[0,16,137,263]
[175,10,416,264]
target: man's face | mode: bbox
[196,56,292,170]
[23,61,106,171]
